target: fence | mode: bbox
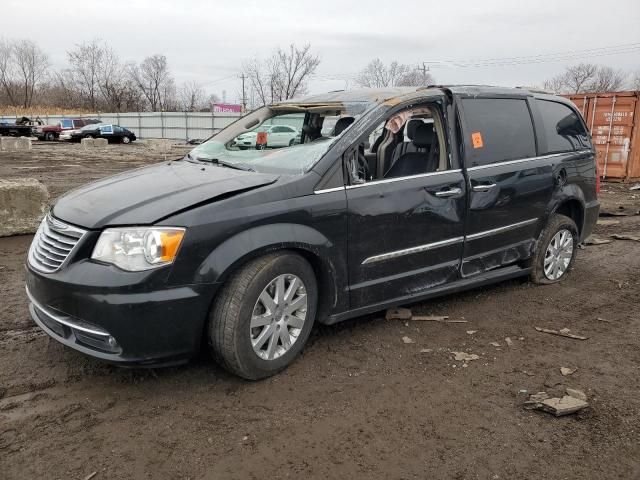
[0,111,244,141]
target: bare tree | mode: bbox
[67,39,104,110]
[12,39,48,108]
[0,39,18,105]
[544,63,627,94]
[242,43,320,107]
[128,54,176,110]
[178,81,205,111]
[632,70,640,90]
[97,46,143,112]
[397,68,434,87]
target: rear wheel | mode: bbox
[530,214,578,284]
[208,252,317,380]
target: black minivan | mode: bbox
[25,86,599,379]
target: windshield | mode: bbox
[188,102,372,175]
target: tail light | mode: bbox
[595,160,601,195]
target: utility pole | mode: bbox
[420,62,430,85]
[240,73,247,113]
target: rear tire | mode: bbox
[530,214,578,284]
[208,252,317,380]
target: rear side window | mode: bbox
[461,98,536,167]
[537,100,590,153]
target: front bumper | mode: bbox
[25,263,220,366]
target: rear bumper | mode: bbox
[26,264,220,366]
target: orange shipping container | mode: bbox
[564,91,640,182]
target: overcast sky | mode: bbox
[4,0,640,103]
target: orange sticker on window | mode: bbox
[256,132,268,145]
[471,132,483,148]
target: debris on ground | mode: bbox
[524,391,589,416]
[386,308,413,320]
[419,348,432,353]
[610,233,640,242]
[402,336,415,344]
[505,337,514,347]
[451,351,480,362]
[597,218,620,226]
[584,235,613,245]
[566,388,588,401]
[83,473,98,480]
[630,183,640,191]
[560,367,577,376]
[534,327,589,340]
[597,317,613,323]
[386,309,466,323]
[466,330,477,335]
[489,342,501,347]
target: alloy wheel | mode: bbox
[250,274,307,360]
[543,229,574,280]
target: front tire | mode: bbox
[122,136,131,144]
[531,214,578,284]
[208,252,317,380]
[45,132,56,141]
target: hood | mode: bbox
[53,160,278,229]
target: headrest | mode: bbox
[412,123,435,148]
[333,116,355,136]
[406,119,422,140]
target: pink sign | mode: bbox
[212,103,242,113]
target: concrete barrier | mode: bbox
[81,138,95,149]
[0,179,49,237]
[146,139,172,153]
[15,137,32,151]
[1,137,18,151]
[93,138,108,148]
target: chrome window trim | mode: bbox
[362,236,464,265]
[466,151,590,171]
[466,218,538,241]
[347,169,463,190]
[314,186,346,195]
[25,286,110,337]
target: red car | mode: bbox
[35,118,100,141]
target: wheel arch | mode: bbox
[546,185,586,240]
[197,223,344,324]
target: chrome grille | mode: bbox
[28,214,86,273]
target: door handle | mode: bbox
[472,183,497,192]
[434,187,462,197]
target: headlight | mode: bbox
[91,227,185,271]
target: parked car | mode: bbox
[233,124,299,149]
[68,124,136,143]
[0,116,42,137]
[25,86,599,380]
[35,118,100,141]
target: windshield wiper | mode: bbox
[187,153,254,172]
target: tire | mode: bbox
[122,136,131,144]
[288,139,295,146]
[84,134,94,139]
[45,132,56,142]
[530,214,579,284]
[208,252,317,380]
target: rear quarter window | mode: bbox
[537,100,590,154]
[461,98,536,167]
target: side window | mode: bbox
[461,98,536,167]
[113,126,123,133]
[537,100,590,153]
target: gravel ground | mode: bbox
[1,143,639,479]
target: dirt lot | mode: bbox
[1,143,639,479]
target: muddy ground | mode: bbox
[1,143,639,479]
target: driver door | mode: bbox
[345,100,467,309]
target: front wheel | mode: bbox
[208,252,317,380]
[122,136,131,144]
[45,132,56,141]
[530,214,578,284]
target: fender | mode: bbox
[541,183,586,237]
[195,223,347,320]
